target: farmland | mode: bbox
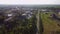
[41,12,60,34]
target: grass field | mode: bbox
[41,12,60,34]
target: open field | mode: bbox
[41,12,60,34]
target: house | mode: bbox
[51,9,60,19]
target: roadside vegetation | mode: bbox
[0,14,37,34]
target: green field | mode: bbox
[41,12,60,34]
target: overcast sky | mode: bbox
[0,0,60,5]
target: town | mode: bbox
[0,5,60,34]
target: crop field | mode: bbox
[41,12,60,34]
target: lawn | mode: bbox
[41,12,60,34]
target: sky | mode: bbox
[0,0,60,5]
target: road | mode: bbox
[36,10,44,34]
